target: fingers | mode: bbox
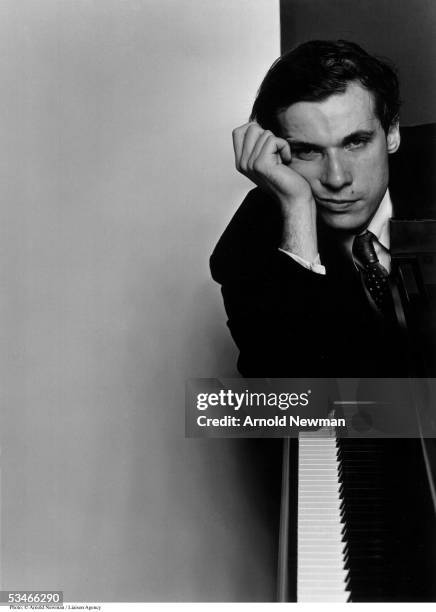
[275,139,292,165]
[240,124,269,171]
[232,124,246,168]
[252,135,292,174]
[232,122,292,176]
[232,122,263,172]
[233,121,292,177]
[247,129,274,168]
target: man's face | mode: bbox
[276,82,400,232]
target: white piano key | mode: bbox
[297,432,348,602]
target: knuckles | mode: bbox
[233,123,278,178]
[252,159,264,173]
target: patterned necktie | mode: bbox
[352,230,393,316]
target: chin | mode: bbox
[319,210,371,233]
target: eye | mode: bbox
[346,137,371,150]
[292,147,322,161]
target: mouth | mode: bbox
[315,196,359,211]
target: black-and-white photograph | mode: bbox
[1,0,436,607]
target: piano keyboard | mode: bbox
[294,431,436,602]
[297,428,349,602]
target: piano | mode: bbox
[277,124,436,602]
[277,433,436,602]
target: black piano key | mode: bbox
[334,437,436,602]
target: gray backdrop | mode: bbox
[0,0,279,602]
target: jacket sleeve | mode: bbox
[210,188,337,377]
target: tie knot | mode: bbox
[352,230,379,268]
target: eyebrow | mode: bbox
[286,129,376,149]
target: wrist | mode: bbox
[276,193,315,217]
[279,236,318,262]
[279,200,318,261]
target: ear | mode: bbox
[387,122,400,154]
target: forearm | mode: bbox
[277,195,318,262]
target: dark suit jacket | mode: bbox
[210,186,410,378]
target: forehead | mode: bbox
[277,82,381,142]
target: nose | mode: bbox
[320,151,352,191]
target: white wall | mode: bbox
[0,0,280,601]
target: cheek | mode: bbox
[350,151,388,190]
[358,143,388,175]
[290,160,322,184]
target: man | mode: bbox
[210,40,408,378]
[210,40,436,602]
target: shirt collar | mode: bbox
[367,188,392,249]
[339,188,392,261]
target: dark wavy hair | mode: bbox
[250,40,401,134]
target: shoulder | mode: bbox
[210,188,281,282]
[219,187,277,231]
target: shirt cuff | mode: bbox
[278,248,326,275]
